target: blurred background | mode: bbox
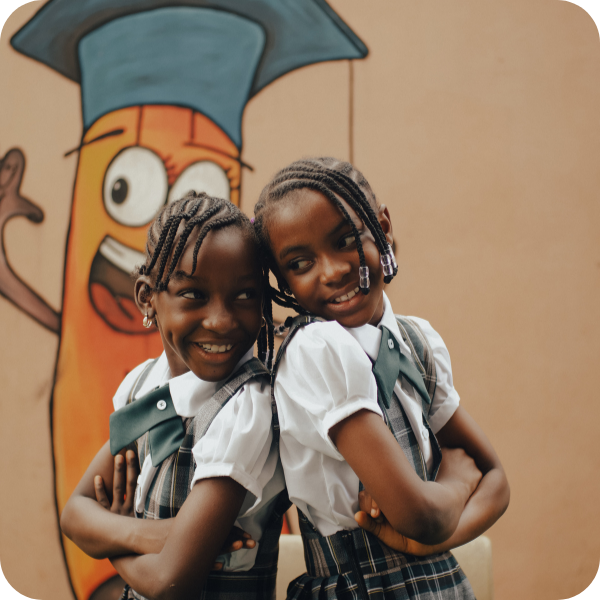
[0,1,598,599]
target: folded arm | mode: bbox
[330,409,481,545]
[111,477,246,600]
[60,441,172,558]
[356,406,510,554]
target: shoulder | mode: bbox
[282,319,371,368]
[112,357,158,411]
[396,315,451,356]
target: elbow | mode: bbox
[150,570,208,600]
[59,503,75,542]
[387,500,456,546]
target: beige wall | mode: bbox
[1,1,599,599]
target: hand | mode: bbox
[212,526,256,571]
[437,447,482,498]
[94,450,139,517]
[355,509,437,556]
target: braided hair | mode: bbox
[135,191,272,366]
[253,157,397,344]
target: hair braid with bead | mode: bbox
[135,191,273,367]
[253,157,397,324]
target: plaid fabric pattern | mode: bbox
[124,357,288,600]
[273,317,473,599]
[395,317,437,414]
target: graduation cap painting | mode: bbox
[4,1,368,599]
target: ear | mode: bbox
[377,204,394,248]
[134,276,155,317]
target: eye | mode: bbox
[236,290,256,300]
[289,259,311,271]
[181,290,204,300]
[338,233,356,249]
[103,147,168,226]
[168,161,231,203]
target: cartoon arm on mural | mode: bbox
[0,147,60,332]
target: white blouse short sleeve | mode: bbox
[405,316,461,433]
[190,377,281,514]
[275,320,382,459]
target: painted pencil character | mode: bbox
[2,1,367,598]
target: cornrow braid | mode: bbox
[135,191,273,368]
[253,157,397,324]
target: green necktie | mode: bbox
[110,384,185,466]
[372,326,432,411]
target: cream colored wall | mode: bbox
[1,1,598,599]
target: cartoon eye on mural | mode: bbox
[1,1,368,599]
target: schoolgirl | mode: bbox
[253,157,510,599]
[61,192,288,600]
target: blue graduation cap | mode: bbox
[11,0,368,148]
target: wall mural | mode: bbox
[1,1,367,599]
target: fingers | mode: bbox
[354,511,380,536]
[94,475,111,509]
[212,563,224,571]
[123,450,139,513]
[358,489,381,519]
[112,454,126,512]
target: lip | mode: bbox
[326,283,361,305]
[190,341,238,364]
[325,284,365,316]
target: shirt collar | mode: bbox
[344,292,411,362]
[136,347,254,418]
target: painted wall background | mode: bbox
[1,1,599,600]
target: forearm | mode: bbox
[386,477,470,545]
[61,496,169,559]
[425,466,510,553]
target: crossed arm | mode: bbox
[329,408,483,545]
[353,406,510,554]
[61,441,252,599]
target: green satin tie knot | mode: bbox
[372,326,432,411]
[110,384,186,466]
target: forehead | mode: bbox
[176,224,260,278]
[268,188,361,233]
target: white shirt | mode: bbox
[274,293,460,537]
[113,349,285,571]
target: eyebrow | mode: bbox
[64,129,125,157]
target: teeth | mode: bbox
[199,343,233,353]
[334,287,360,304]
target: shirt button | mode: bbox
[157,400,167,411]
[388,339,395,350]
[422,428,429,440]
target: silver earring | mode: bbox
[143,313,153,328]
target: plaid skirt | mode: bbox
[288,523,475,600]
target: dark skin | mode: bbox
[266,188,509,546]
[61,226,264,599]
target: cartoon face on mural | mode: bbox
[2,1,368,599]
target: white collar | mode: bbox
[135,347,254,418]
[344,292,411,362]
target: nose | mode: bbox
[319,254,351,286]
[202,298,235,334]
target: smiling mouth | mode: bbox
[89,236,150,334]
[196,343,233,354]
[331,286,360,304]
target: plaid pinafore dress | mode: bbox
[121,358,290,600]
[272,316,475,600]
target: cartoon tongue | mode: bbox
[89,236,152,334]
